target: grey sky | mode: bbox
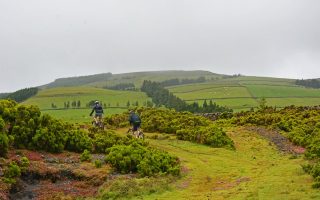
[1,0,320,92]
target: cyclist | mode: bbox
[90,101,104,126]
[128,110,141,137]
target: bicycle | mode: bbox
[127,127,144,139]
[92,116,105,130]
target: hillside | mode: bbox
[22,71,320,123]
[42,70,223,89]
[23,87,150,123]
[168,76,320,111]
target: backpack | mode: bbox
[131,114,141,123]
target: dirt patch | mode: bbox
[1,149,110,200]
[246,127,305,155]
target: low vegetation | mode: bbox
[0,99,180,178]
[226,105,320,186]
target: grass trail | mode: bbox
[138,127,319,200]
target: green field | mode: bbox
[114,127,320,200]
[23,86,150,123]
[168,77,320,111]
[23,72,320,120]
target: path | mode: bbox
[142,127,318,200]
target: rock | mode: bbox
[45,157,59,163]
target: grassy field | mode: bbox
[168,76,320,111]
[114,127,319,200]
[23,86,150,123]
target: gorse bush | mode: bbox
[0,100,135,154]
[135,107,234,148]
[65,129,93,152]
[80,149,92,162]
[230,106,320,156]
[0,117,9,157]
[105,142,180,176]
[229,105,320,187]
[3,161,21,184]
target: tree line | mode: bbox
[49,100,153,109]
[104,83,137,91]
[159,76,206,87]
[5,87,39,103]
[141,80,232,113]
[296,79,320,88]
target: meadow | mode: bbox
[23,86,150,123]
[113,127,320,200]
[168,77,320,111]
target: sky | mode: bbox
[0,0,320,92]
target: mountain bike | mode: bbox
[127,127,144,139]
[92,116,105,130]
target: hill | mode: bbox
[42,70,223,89]
[168,76,320,111]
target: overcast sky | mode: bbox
[1,0,320,92]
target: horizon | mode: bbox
[0,69,315,93]
[1,0,320,92]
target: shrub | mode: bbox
[4,161,21,184]
[65,129,92,152]
[105,143,180,176]
[93,131,122,153]
[20,156,30,172]
[94,160,102,168]
[0,131,9,158]
[80,149,92,162]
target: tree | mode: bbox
[127,101,130,107]
[77,100,81,108]
[258,97,267,110]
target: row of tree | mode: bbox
[104,83,136,91]
[4,87,38,103]
[159,76,206,87]
[296,79,320,88]
[141,80,232,113]
[50,100,154,109]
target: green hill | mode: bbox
[23,86,150,123]
[168,76,320,111]
[42,70,223,89]
[23,71,320,122]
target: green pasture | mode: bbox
[246,85,320,98]
[23,86,150,109]
[169,79,320,111]
[113,127,320,200]
[23,86,150,123]
[41,108,127,124]
[87,70,221,88]
[265,97,320,107]
[173,86,251,100]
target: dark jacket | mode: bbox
[90,104,104,116]
[129,113,141,124]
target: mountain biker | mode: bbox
[90,101,104,125]
[128,110,141,133]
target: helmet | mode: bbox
[129,110,134,114]
[95,101,99,104]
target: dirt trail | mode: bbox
[245,126,305,155]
